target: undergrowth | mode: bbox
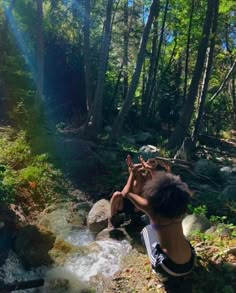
[0,129,69,205]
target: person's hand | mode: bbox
[126,154,142,176]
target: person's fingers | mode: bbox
[138,155,150,169]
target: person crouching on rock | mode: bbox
[110,155,195,285]
[109,155,170,227]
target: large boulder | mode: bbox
[194,159,221,182]
[14,225,56,268]
[87,199,111,234]
[39,204,87,238]
[219,185,236,202]
[182,214,211,238]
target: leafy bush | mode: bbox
[0,130,69,204]
[0,131,31,169]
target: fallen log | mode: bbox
[0,279,44,292]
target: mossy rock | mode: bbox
[49,238,79,264]
[14,225,56,269]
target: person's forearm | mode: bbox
[125,192,150,215]
[122,172,135,194]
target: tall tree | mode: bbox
[86,0,114,135]
[123,0,129,99]
[143,0,168,118]
[36,0,44,100]
[111,0,160,140]
[169,0,215,148]
[83,0,92,112]
[192,0,219,143]
[183,0,195,102]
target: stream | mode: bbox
[0,206,132,292]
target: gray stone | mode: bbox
[139,145,159,156]
[205,225,217,235]
[205,224,231,237]
[87,199,111,234]
[194,159,221,181]
[182,214,211,238]
[219,185,236,201]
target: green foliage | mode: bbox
[188,204,208,215]
[0,129,69,204]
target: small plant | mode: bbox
[210,215,227,225]
[188,204,208,215]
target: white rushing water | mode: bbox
[1,228,132,292]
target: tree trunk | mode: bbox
[83,0,92,112]
[183,0,195,102]
[209,60,236,103]
[123,0,129,99]
[36,0,44,100]
[110,0,160,140]
[168,0,215,149]
[86,0,114,135]
[192,0,219,143]
[143,0,168,118]
[142,10,159,118]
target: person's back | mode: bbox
[141,172,195,284]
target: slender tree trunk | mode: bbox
[110,0,160,140]
[168,0,215,148]
[145,0,169,113]
[209,60,236,103]
[86,0,114,136]
[123,0,129,99]
[183,0,195,102]
[36,0,44,100]
[192,0,219,143]
[142,10,159,118]
[83,0,92,112]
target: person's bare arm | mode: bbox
[124,192,151,215]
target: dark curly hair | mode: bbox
[143,172,191,219]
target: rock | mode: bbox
[194,159,221,181]
[96,228,133,243]
[139,145,159,158]
[205,226,217,235]
[14,225,56,268]
[205,224,231,237]
[87,199,111,234]
[182,214,211,238]
[219,185,236,201]
[49,238,79,265]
